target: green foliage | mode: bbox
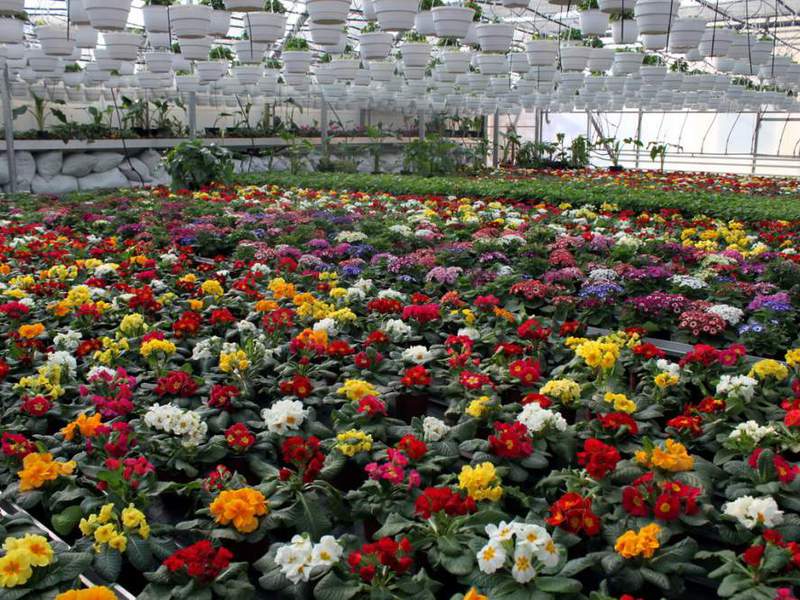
[402,135,467,176]
[163,140,234,190]
[419,0,444,9]
[264,0,286,12]
[209,45,235,60]
[578,0,599,9]
[284,36,309,50]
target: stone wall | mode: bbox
[0,145,407,194]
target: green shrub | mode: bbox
[163,140,234,190]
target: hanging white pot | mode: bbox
[579,10,609,36]
[170,4,212,39]
[611,19,638,44]
[612,52,643,75]
[560,44,591,71]
[148,31,171,49]
[0,0,25,14]
[137,70,166,88]
[310,22,343,45]
[144,50,173,73]
[474,22,513,53]
[697,27,735,57]
[641,33,666,50]
[667,17,706,53]
[0,43,24,59]
[36,25,77,56]
[242,11,287,43]
[210,10,230,37]
[0,17,24,44]
[282,50,312,73]
[74,25,98,48]
[403,65,425,79]
[355,32,388,61]
[233,64,262,85]
[750,39,773,66]
[93,48,121,71]
[142,5,169,34]
[684,47,701,61]
[414,10,435,35]
[587,47,614,72]
[331,57,360,80]
[234,40,268,63]
[634,0,678,35]
[62,70,85,86]
[399,41,430,67]
[368,59,394,82]
[180,36,214,60]
[475,52,507,75]
[172,54,191,71]
[315,62,336,84]
[508,52,529,74]
[441,49,471,73]
[83,86,101,100]
[598,0,632,14]
[28,50,59,73]
[102,31,143,61]
[175,74,200,92]
[306,0,351,24]
[525,39,558,66]
[639,64,666,84]
[67,0,89,24]
[372,0,417,32]
[223,0,263,11]
[431,6,474,39]
[82,0,133,31]
[65,86,84,101]
[196,59,228,82]
[525,65,556,86]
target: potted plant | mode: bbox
[526,34,559,66]
[242,0,287,43]
[612,47,644,75]
[169,2,212,39]
[475,19,514,54]
[414,0,441,35]
[399,31,431,68]
[199,0,231,36]
[175,70,201,92]
[74,24,98,48]
[102,30,144,61]
[282,36,312,73]
[144,50,174,73]
[560,30,591,72]
[82,0,133,31]
[223,0,263,11]
[234,33,268,63]
[588,42,614,72]
[440,42,473,73]
[666,17,707,53]
[180,35,214,60]
[0,10,25,45]
[310,22,343,45]
[697,26,735,57]
[142,0,172,34]
[359,22,393,60]
[475,51,507,75]
[431,1,476,40]
[609,10,637,44]
[62,61,84,86]
[35,22,77,56]
[598,0,630,13]
[633,0,678,35]
[578,0,608,36]
[305,0,351,24]
[372,0,418,32]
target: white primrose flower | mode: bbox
[723,495,784,529]
[477,541,507,575]
[402,345,432,364]
[511,544,537,583]
[485,521,515,543]
[728,420,775,444]
[262,399,308,434]
[517,403,567,434]
[422,416,449,442]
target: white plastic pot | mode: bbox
[74,25,98,48]
[310,23,343,46]
[306,0,351,24]
[431,6,474,39]
[475,52,507,75]
[282,49,312,73]
[403,65,425,79]
[172,54,192,72]
[598,0,632,14]
[170,4,212,39]
[62,70,85,86]
[233,64,262,85]
[102,31,143,61]
[667,17,706,53]
[142,5,169,34]
[148,31,171,49]
[560,44,591,71]
[234,40,268,63]
[372,0,417,31]
[210,10,231,37]
[196,59,227,82]
[441,49,471,73]
[243,12,287,43]
[180,36,214,60]
[587,47,614,72]
[501,0,529,6]
[93,48,121,71]
[175,74,200,92]
[0,0,25,14]
[698,27,735,57]
[144,50,173,73]
[331,57,359,80]
[359,31,392,59]
[612,52,643,75]
[414,10,434,35]
[68,0,89,24]
[475,22,513,53]
[641,33,666,50]
[579,10,609,36]
[82,0,133,31]
[0,17,24,44]
[634,0,678,35]
[525,39,558,66]
[223,0,263,11]
[368,60,393,81]
[611,19,638,44]
[399,41,430,67]
[639,64,666,84]
[508,52,529,74]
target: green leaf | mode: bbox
[535,576,582,594]
[93,547,122,582]
[313,571,362,600]
[640,568,670,590]
[126,535,155,572]
[51,505,83,536]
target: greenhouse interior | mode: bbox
[1,0,800,598]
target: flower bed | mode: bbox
[1,184,800,600]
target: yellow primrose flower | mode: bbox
[604,392,637,414]
[337,379,379,402]
[615,523,661,559]
[200,279,224,298]
[140,338,176,359]
[654,372,680,389]
[219,349,250,373]
[335,430,373,457]
[749,359,789,382]
[466,396,493,418]
[540,379,581,404]
[458,462,503,502]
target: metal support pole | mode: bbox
[2,63,17,193]
[751,111,762,175]
[320,93,328,157]
[634,109,643,169]
[188,91,197,140]
[492,108,500,169]
[418,110,425,139]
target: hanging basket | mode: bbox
[242,11,288,43]
[475,22,514,53]
[142,5,169,33]
[82,0,133,31]
[234,40,268,63]
[431,6,474,39]
[372,0,417,32]
[579,10,609,36]
[306,0,351,24]
[282,50,312,73]
[359,31,393,60]
[102,31,143,61]
[180,36,214,60]
[611,19,638,44]
[170,4,212,39]
[223,0,263,11]
[525,39,558,66]
[0,17,24,44]
[210,10,231,37]
[399,41,430,67]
